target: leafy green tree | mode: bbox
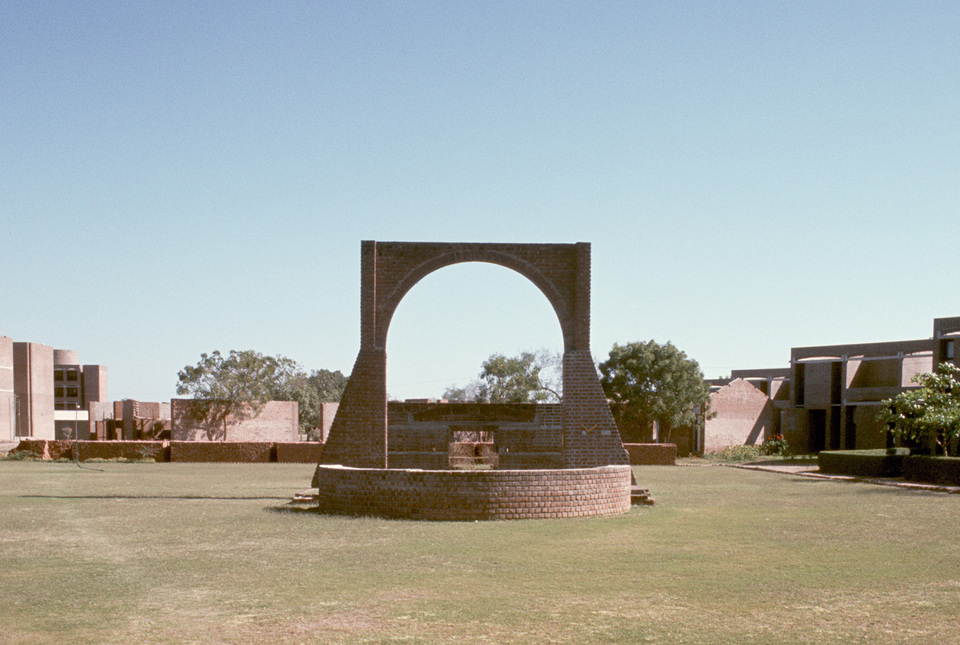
[598,340,711,444]
[877,363,960,456]
[443,349,561,403]
[176,350,301,440]
[279,368,348,438]
[176,350,347,440]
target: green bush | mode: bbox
[1,450,41,461]
[760,434,789,456]
[705,445,764,462]
[903,456,960,486]
[818,449,908,477]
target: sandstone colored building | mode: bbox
[1,336,15,442]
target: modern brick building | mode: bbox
[702,316,960,455]
[781,315,960,453]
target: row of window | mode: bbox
[54,369,79,382]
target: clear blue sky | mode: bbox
[2,1,958,402]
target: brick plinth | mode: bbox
[315,465,632,521]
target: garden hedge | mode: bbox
[819,448,960,486]
[817,449,908,478]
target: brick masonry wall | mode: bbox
[623,443,677,465]
[171,399,299,443]
[704,379,772,452]
[315,464,632,520]
[275,442,324,463]
[11,439,168,461]
[12,439,326,463]
[169,441,274,463]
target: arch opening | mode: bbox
[385,261,564,402]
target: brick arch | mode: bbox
[377,247,575,350]
[319,241,628,469]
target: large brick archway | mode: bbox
[319,241,628,469]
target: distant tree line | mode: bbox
[443,340,713,443]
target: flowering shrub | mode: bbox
[761,434,789,456]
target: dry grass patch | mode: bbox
[1,462,959,644]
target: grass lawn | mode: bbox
[1,461,958,645]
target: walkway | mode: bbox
[733,460,960,494]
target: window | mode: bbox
[54,370,64,382]
[66,370,78,381]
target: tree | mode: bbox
[598,340,711,443]
[176,350,347,440]
[443,349,561,403]
[279,368,348,438]
[876,362,960,456]
[176,350,301,440]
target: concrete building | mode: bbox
[51,348,109,439]
[782,316,960,453]
[1,337,110,440]
[13,342,56,439]
[705,316,960,455]
[1,336,15,442]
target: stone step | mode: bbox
[630,485,656,506]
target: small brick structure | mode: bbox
[623,443,677,465]
[316,241,639,520]
[315,464,632,521]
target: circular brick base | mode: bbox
[314,464,632,520]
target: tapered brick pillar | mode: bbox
[317,348,387,468]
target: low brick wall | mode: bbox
[11,440,323,463]
[315,465,633,521]
[76,441,167,462]
[169,441,274,463]
[275,442,324,463]
[11,439,168,461]
[623,443,677,465]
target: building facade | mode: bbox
[1,336,15,442]
[706,316,960,455]
[782,316,960,453]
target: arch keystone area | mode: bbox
[319,241,629,469]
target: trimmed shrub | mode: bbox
[818,449,908,478]
[903,456,960,487]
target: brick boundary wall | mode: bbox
[314,464,632,521]
[623,443,677,465]
[12,439,169,461]
[11,440,326,463]
[169,441,276,463]
[275,442,324,463]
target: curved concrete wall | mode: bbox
[315,464,632,520]
[53,349,80,365]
